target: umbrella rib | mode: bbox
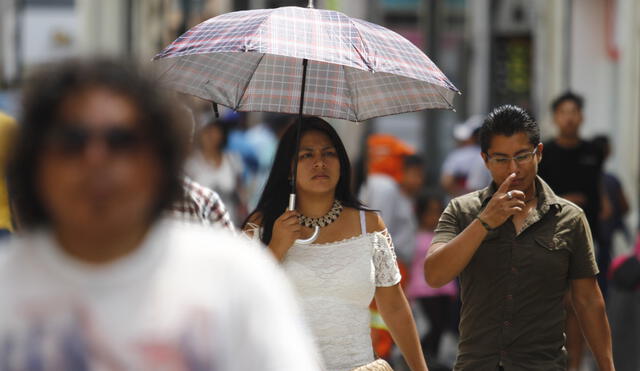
[341,65,359,122]
[433,85,457,111]
[235,52,267,110]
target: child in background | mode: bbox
[406,194,457,363]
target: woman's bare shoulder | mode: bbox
[342,207,385,234]
[364,210,386,233]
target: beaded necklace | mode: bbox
[298,200,343,228]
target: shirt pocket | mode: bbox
[533,236,570,282]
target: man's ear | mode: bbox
[537,142,544,161]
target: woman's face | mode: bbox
[295,130,341,196]
[36,87,163,234]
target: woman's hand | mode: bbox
[268,209,302,261]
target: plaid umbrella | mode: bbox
[153,6,459,122]
[153,5,459,243]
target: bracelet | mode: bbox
[476,216,495,231]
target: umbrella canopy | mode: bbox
[153,6,459,122]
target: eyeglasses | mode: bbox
[45,124,146,156]
[486,147,538,167]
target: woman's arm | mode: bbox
[375,284,428,371]
[367,211,428,371]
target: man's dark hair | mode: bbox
[550,91,584,112]
[479,105,540,154]
[8,57,188,228]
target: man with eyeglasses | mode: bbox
[424,105,614,370]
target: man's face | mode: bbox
[482,132,542,193]
[36,87,162,233]
[553,100,583,138]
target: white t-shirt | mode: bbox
[0,219,320,370]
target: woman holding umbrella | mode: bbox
[243,117,428,371]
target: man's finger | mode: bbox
[509,190,526,200]
[498,172,517,192]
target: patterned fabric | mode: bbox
[169,177,235,232]
[153,6,459,122]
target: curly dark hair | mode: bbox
[479,105,540,154]
[8,58,188,229]
[243,117,367,245]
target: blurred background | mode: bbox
[0,1,639,369]
[1,0,638,223]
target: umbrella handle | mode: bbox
[289,194,319,244]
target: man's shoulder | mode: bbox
[550,195,586,220]
[448,189,486,213]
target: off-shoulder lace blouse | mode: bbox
[246,210,401,371]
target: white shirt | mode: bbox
[282,214,401,371]
[0,220,319,370]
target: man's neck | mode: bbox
[523,180,538,203]
[555,135,581,149]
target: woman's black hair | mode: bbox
[243,116,367,245]
[8,57,188,229]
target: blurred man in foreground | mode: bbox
[1,58,318,370]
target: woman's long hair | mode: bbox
[243,117,366,245]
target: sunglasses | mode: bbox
[45,124,146,156]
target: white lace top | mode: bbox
[249,211,401,371]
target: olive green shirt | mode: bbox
[432,176,598,371]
